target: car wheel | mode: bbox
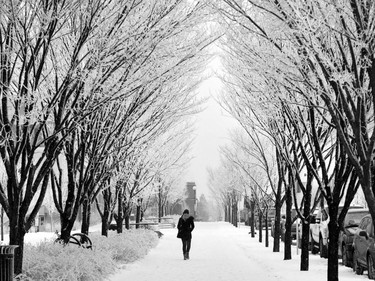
[354,251,363,275]
[319,237,328,258]
[368,255,375,280]
[342,244,348,267]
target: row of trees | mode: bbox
[0,0,216,275]
[208,1,375,281]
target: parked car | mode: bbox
[310,207,328,256]
[352,214,375,279]
[271,216,285,240]
[296,214,317,250]
[340,208,369,267]
[310,205,364,258]
[271,215,298,241]
[255,214,273,229]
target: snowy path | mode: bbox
[108,222,365,281]
[108,222,268,281]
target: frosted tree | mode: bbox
[213,1,373,278]
[207,158,245,227]
[0,0,215,273]
[0,1,103,273]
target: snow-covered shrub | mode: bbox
[21,229,158,280]
[91,229,158,263]
[22,242,115,281]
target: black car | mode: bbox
[340,209,369,267]
[352,214,375,279]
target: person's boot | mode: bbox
[186,252,190,260]
[183,252,187,260]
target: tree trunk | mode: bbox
[115,190,124,233]
[56,162,82,242]
[96,185,113,237]
[300,177,312,271]
[7,166,51,274]
[231,204,234,226]
[124,201,131,230]
[327,221,340,281]
[136,198,142,229]
[258,211,263,243]
[158,187,162,223]
[60,215,76,243]
[327,208,340,281]
[273,197,282,252]
[115,213,124,233]
[1,207,4,241]
[101,216,109,237]
[228,201,232,224]
[101,203,110,237]
[265,210,269,247]
[250,202,255,237]
[300,218,310,270]
[284,183,292,260]
[9,220,26,275]
[232,202,237,227]
[125,215,130,230]
[224,204,228,222]
[81,199,91,235]
[165,201,169,216]
[162,204,165,217]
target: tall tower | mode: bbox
[185,182,197,217]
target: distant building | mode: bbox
[184,182,197,217]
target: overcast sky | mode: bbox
[183,73,238,198]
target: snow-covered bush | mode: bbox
[91,229,159,263]
[20,229,158,281]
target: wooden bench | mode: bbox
[54,232,92,249]
[129,222,159,229]
[158,223,175,229]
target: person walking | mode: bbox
[177,209,195,260]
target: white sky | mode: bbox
[183,73,239,198]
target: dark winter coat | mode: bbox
[177,216,195,240]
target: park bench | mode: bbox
[108,221,168,238]
[158,217,176,229]
[158,222,175,229]
[54,232,92,249]
[130,221,176,229]
[129,222,159,230]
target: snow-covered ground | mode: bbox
[0,224,103,245]
[0,232,56,245]
[0,222,367,280]
[108,222,367,281]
